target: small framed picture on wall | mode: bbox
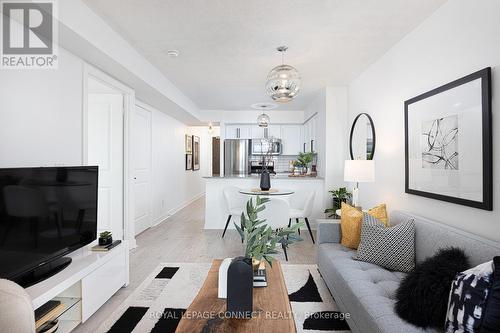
[185,154,193,170]
[192,135,200,171]
[185,135,192,154]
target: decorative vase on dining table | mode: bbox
[260,170,271,191]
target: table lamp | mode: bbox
[344,160,375,207]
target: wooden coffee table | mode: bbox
[176,259,296,333]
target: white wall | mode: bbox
[348,0,500,242]
[305,87,349,208]
[150,107,216,224]
[0,48,83,167]
[0,42,210,230]
[325,87,349,204]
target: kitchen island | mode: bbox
[204,174,325,230]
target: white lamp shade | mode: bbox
[344,160,375,182]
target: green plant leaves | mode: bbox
[234,195,304,263]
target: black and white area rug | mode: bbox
[97,263,351,333]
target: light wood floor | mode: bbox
[74,196,317,332]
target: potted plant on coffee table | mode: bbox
[234,196,303,268]
[226,196,303,318]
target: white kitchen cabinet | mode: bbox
[281,125,303,155]
[250,125,263,138]
[267,125,281,139]
[250,125,281,139]
[226,125,252,139]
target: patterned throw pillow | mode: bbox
[354,213,415,272]
[445,260,494,333]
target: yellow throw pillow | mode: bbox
[341,202,389,249]
[368,204,389,226]
[340,202,363,249]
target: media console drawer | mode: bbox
[81,248,128,322]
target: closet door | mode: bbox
[131,105,152,235]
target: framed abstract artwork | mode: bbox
[192,135,200,171]
[185,154,192,170]
[185,135,192,154]
[404,67,492,210]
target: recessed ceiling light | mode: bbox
[251,102,278,110]
[166,50,180,57]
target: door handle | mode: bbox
[303,143,306,152]
[311,140,314,152]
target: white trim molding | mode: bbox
[82,63,137,249]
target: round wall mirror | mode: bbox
[349,113,376,160]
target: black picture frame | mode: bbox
[185,154,192,170]
[192,136,200,171]
[404,67,492,210]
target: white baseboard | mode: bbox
[152,192,206,227]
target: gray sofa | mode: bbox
[317,210,500,333]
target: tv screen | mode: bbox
[0,166,98,281]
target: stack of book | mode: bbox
[253,261,267,287]
[91,240,122,252]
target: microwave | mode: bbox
[250,139,282,156]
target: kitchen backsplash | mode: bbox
[250,155,298,173]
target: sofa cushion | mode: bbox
[390,211,500,267]
[395,247,469,329]
[367,203,389,226]
[340,202,364,249]
[318,243,436,333]
[355,213,415,272]
[445,259,495,333]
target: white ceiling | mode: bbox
[83,0,446,112]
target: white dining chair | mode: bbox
[257,198,291,261]
[222,186,246,238]
[288,190,316,243]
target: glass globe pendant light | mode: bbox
[257,113,270,128]
[265,46,301,103]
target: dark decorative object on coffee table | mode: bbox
[98,231,113,246]
[395,247,470,329]
[226,256,253,319]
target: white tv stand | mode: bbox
[26,241,129,332]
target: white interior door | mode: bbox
[87,93,124,240]
[131,105,152,235]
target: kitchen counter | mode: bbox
[204,174,325,230]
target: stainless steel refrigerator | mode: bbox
[224,139,250,176]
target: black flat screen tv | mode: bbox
[0,166,98,287]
